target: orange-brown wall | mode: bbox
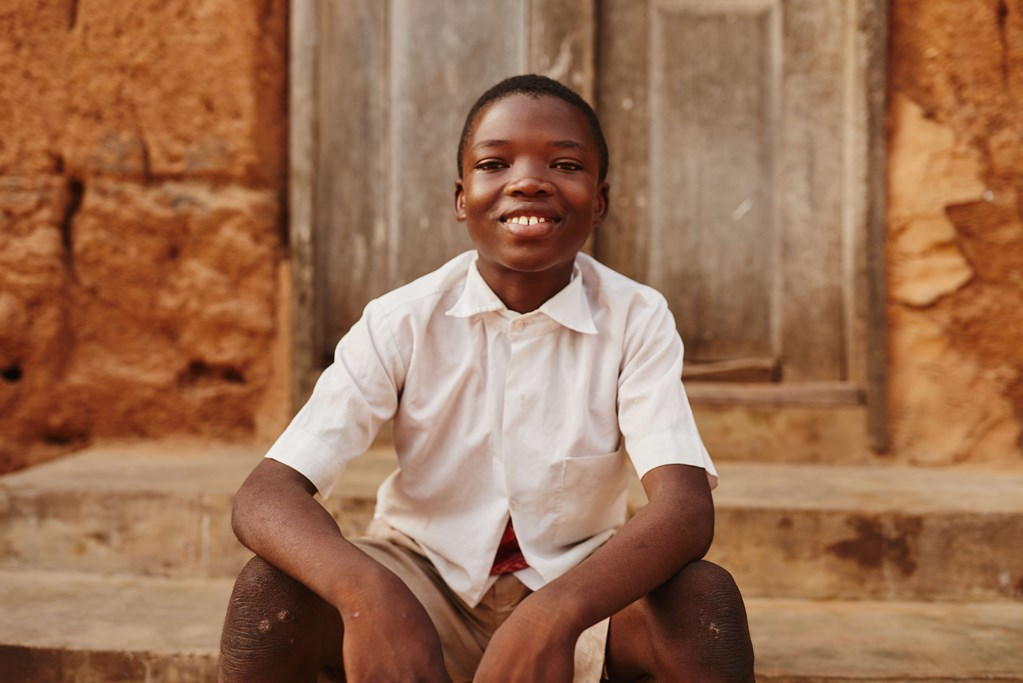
[887,0,1023,463]
[0,0,289,471]
[2,0,1022,472]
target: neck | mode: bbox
[477,262,574,314]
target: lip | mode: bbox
[499,205,562,221]
[497,205,563,239]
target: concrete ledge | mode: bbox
[750,597,1023,682]
[709,462,1023,602]
[1,570,1021,682]
[0,570,227,683]
[3,442,1022,601]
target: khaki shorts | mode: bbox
[353,519,608,683]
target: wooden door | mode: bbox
[291,0,887,443]
[597,0,887,398]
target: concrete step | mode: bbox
[0,570,229,682]
[2,442,1022,602]
[708,462,1023,603]
[1,570,1021,682]
[0,440,384,581]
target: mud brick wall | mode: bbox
[0,1,288,471]
[887,0,1023,463]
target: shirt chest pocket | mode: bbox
[553,449,630,547]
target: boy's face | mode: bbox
[455,94,608,291]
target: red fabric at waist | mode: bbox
[490,519,529,575]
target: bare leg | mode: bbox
[605,560,754,682]
[218,556,344,683]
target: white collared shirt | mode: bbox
[266,251,716,606]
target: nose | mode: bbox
[504,164,554,197]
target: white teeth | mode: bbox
[506,216,549,225]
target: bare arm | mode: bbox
[232,458,392,610]
[533,462,713,627]
[232,458,451,682]
[474,463,713,682]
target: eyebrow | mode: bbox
[471,139,588,153]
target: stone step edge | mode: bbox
[4,442,1023,516]
[1,570,1022,682]
[3,448,1022,602]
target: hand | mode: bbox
[473,597,579,683]
[339,575,453,683]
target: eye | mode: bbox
[474,159,507,171]
[552,160,584,172]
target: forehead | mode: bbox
[466,94,596,153]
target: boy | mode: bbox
[218,74,754,682]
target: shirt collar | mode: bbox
[446,255,598,335]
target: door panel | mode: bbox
[650,2,776,363]
[305,0,884,399]
[598,0,868,382]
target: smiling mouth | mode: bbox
[502,215,557,226]
[500,214,561,239]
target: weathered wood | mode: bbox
[686,381,864,406]
[597,0,883,386]
[775,0,848,382]
[289,0,320,409]
[650,0,776,362]
[527,0,597,100]
[596,0,652,282]
[861,0,890,452]
[318,0,389,357]
[683,357,780,383]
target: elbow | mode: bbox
[683,494,715,562]
[693,511,714,561]
[230,478,260,547]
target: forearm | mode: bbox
[232,458,408,615]
[529,463,713,634]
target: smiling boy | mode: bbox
[218,75,754,682]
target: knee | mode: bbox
[218,556,317,680]
[660,560,743,606]
[650,561,755,682]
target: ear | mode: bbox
[594,181,610,227]
[454,180,467,221]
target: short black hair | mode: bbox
[456,74,609,181]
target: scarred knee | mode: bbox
[648,560,755,682]
[218,556,329,682]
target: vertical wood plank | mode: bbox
[527,0,597,100]
[649,1,777,362]
[289,0,319,408]
[596,0,652,285]
[776,0,848,381]
[318,0,388,355]
[861,0,890,451]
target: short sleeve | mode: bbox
[264,300,405,498]
[617,293,717,488]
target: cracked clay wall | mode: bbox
[888,0,1023,463]
[0,1,289,472]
